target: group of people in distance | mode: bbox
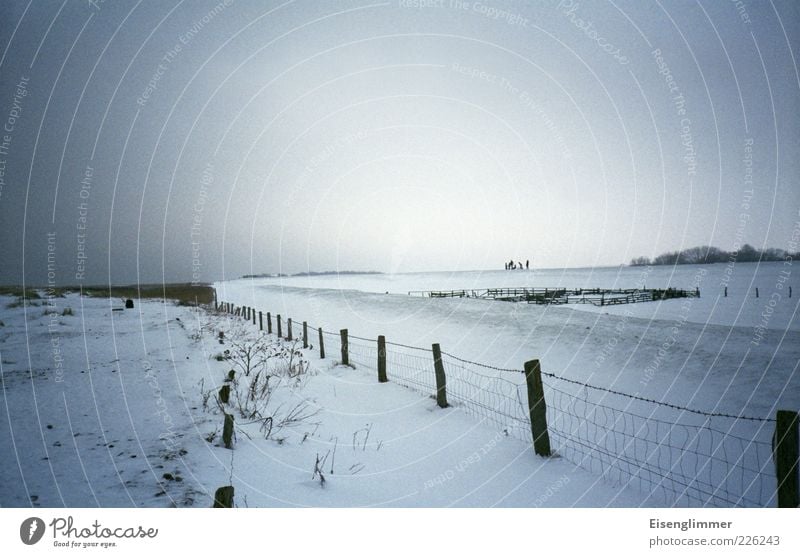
[505,259,529,270]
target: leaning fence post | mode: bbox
[259,311,263,331]
[318,328,325,359]
[223,413,234,450]
[252,307,256,325]
[277,315,282,338]
[267,312,272,334]
[287,318,293,341]
[340,329,349,366]
[775,410,799,508]
[213,486,234,508]
[303,321,308,349]
[377,335,387,383]
[524,359,551,457]
[431,344,448,408]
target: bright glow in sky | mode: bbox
[0,1,798,284]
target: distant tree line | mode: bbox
[630,245,799,266]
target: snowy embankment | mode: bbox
[0,293,644,507]
[215,262,799,506]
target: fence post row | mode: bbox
[267,312,272,334]
[303,321,308,349]
[318,328,325,359]
[277,315,282,338]
[340,329,349,366]
[524,359,551,457]
[431,343,448,408]
[252,307,256,325]
[377,335,387,383]
[259,311,263,331]
[775,410,799,508]
[287,318,293,341]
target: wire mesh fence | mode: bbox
[216,301,781,507]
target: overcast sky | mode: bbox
[0,0,798,285]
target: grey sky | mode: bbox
[0,0,798,285]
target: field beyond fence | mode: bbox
[214,299,799,508]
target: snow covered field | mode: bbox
[215,262,799,506]
[0,293,646,508]
[1,262,795,508]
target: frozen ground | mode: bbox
[0,293,645,507]
[217,262,800,418]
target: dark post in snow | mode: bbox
[287,318,293,341]
[277,315,282,338]
[377,335,387,383]
[302,321,308,349]
[252,307,256,325]
[212,486,234,508]
[222,413,234,450]
[524,359,551,457]
[213,289,217,310]
[340,329,349,366]
[259,311,263,331]
[318,328,325,359]
[432,343,448,408]
[724,286,728,297]
[756,287,760,298]
[267,312,272,334]
[775,410,799,508]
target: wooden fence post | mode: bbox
[319,328,325,359]
[251,307,256,325]
[377,335,387,383]
[267,312,272,334]
[259,311,263,331]
[303,321,308,348]
[213,486,234,508]
[524,359,551,457]
[756,287,760,298]
[222,413,234,449]
[775,410,799,508]
[277,315,282,338]
[340,329,349,366]
[431,344,448,408]
[287,318,293,341]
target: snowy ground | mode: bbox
[217,262,800,419]
[0,292,647,507]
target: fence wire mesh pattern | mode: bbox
[218,303,780,507]
[544,383,775,507]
